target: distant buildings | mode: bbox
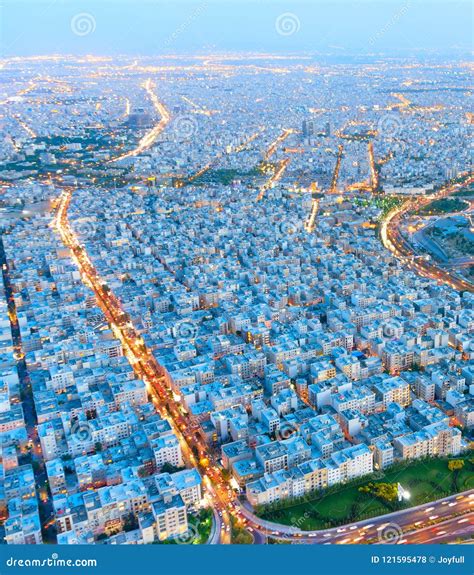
[0,56,472,542]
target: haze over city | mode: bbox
[2,0,473,57]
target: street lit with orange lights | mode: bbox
[2,44,473,554]
[110,79,171,163]
[51,184,473,545]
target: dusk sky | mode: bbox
[2,0,472,57]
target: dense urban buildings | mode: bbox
[0,51,472,547]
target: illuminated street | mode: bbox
[381,175,474,293]
[1,2,472,553]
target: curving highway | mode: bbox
[380,175,474,293]
[237,491,473,545]
[54,178,474,545]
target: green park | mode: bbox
[256,455,473,531]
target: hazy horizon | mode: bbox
[2,0,472,58]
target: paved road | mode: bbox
[398,515,473,544]
[207,509,222,545]
[381,175,474,292]
[237,490,473,544]
[52,173,474,546]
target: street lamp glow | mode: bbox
[397,483,411,502]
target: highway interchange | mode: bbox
[380,175,474,294]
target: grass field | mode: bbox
[258,456,473,531]
[156,507,213,544]
[415,197,469,215]
[452,186,474,198]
